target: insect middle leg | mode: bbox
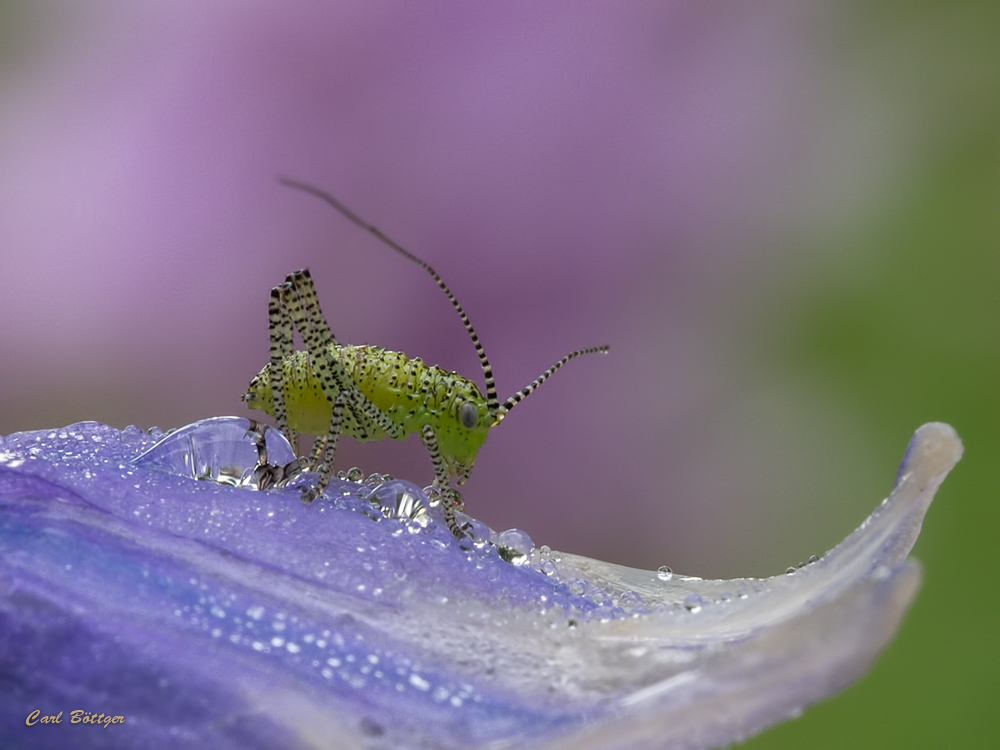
[420,424,469,538]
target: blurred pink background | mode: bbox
[0,2,899,576]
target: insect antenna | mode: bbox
[278,177,501,414]
[494,345,609,425]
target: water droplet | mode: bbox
[497,529,533,565]
[422,485,443,507]
[786,567,797,575]
[683,594,703,613]
[540,559,558,577]
[656,565,673,581]
[408,673,431,691]
[246,605,265,620]
[345,467,364,482]
[618,591,645,611]
[808,554,819,564]
[121,424,144,445]
[465,518,492,548]
[590,589,612,607]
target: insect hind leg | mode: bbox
[278,272,400,498]
[284,270,406,441]
[420,424,470,539]
[268,286,298,453]
[283,269,338,351]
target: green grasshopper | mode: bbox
[244,179,608,536]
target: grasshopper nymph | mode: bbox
[245,179,608,536]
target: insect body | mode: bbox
[245,342,491,484]
[244,179,608,536]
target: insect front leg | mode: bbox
[420,424,469,538]
[301,393,346,503]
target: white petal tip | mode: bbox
[898,422,963,489]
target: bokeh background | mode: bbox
[0,1,996,747]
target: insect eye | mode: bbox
[459,402,479,429]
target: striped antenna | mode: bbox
[495,345,609,425]
[278,177,501,413]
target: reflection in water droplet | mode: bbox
[406,516,429,534]
[366,480,429,522]
[657,565,673,581]
[133,417,296,488]
[421,485,443,508]
[464,519,492,548]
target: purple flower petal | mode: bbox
[0,420,961,749]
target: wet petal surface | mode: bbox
[0,420,960,749]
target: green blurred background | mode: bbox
[0,2,996,747]
[748,5,999,746]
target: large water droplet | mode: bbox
[657,565,673,581]
[133,417,295,487]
